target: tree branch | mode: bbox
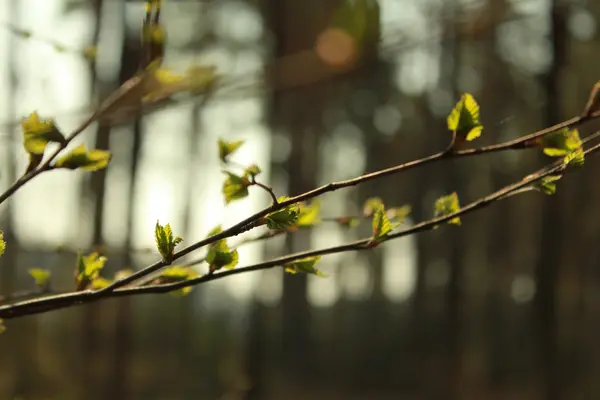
[1,134,598,320]
[97,106,600,293]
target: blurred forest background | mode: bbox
[0,0,599,399]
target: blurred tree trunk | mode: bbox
[79,0,107,398]
[443,2,464,397]
[1,2,28,397]
[264,0,333,385]
[108,28,145,400]
[534,2,568,400]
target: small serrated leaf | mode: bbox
[265,199,300,230]
[206,240,239,272]
[222,171,250,204]
[371,203,400,242]
[564,148,585,167]
[447,93,483,143]
[434,192,461,225]
[218,139,244,163]
[154,221,182,262]
[284,256,326,277]
[55,144,111,171]
[538,175,562,195]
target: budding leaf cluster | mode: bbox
[155,221,183,262]
[75,251,107,291]
[539,128,582,157]
[434,192,461,225]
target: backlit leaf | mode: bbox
[371,203,400,242]
[540,128,582,157]
[447,93,483,142]
[297,200,321,227]
[55,144,111,171]
[265,198,300,229]
[284,256,326,277]
[21,112,66,155]
[218,139,244,163]
[434,192,461,225]
[564,148,585,167]
[222,171,250,204]
[75,251,107,290]
[154,221,183,262]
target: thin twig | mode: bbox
[250,176,278,204]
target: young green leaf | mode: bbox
[434,192,461,225]
[206,240,239,272]
[218,139,244,163]
[28,268,51,290]
[54,144,112,171]
[371,203,400,242]
[265,198,300,229]
[154,221,183,262]
[447,93,483,143]
[75,251,107,290]
[537,175,562,195]
[21,112,66,155]
[539,128,582,157]
[564,148,585,167]
[284,256,326,277]
[156,266,199,296]
[222,171,250,204]
[297,200,321,227]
